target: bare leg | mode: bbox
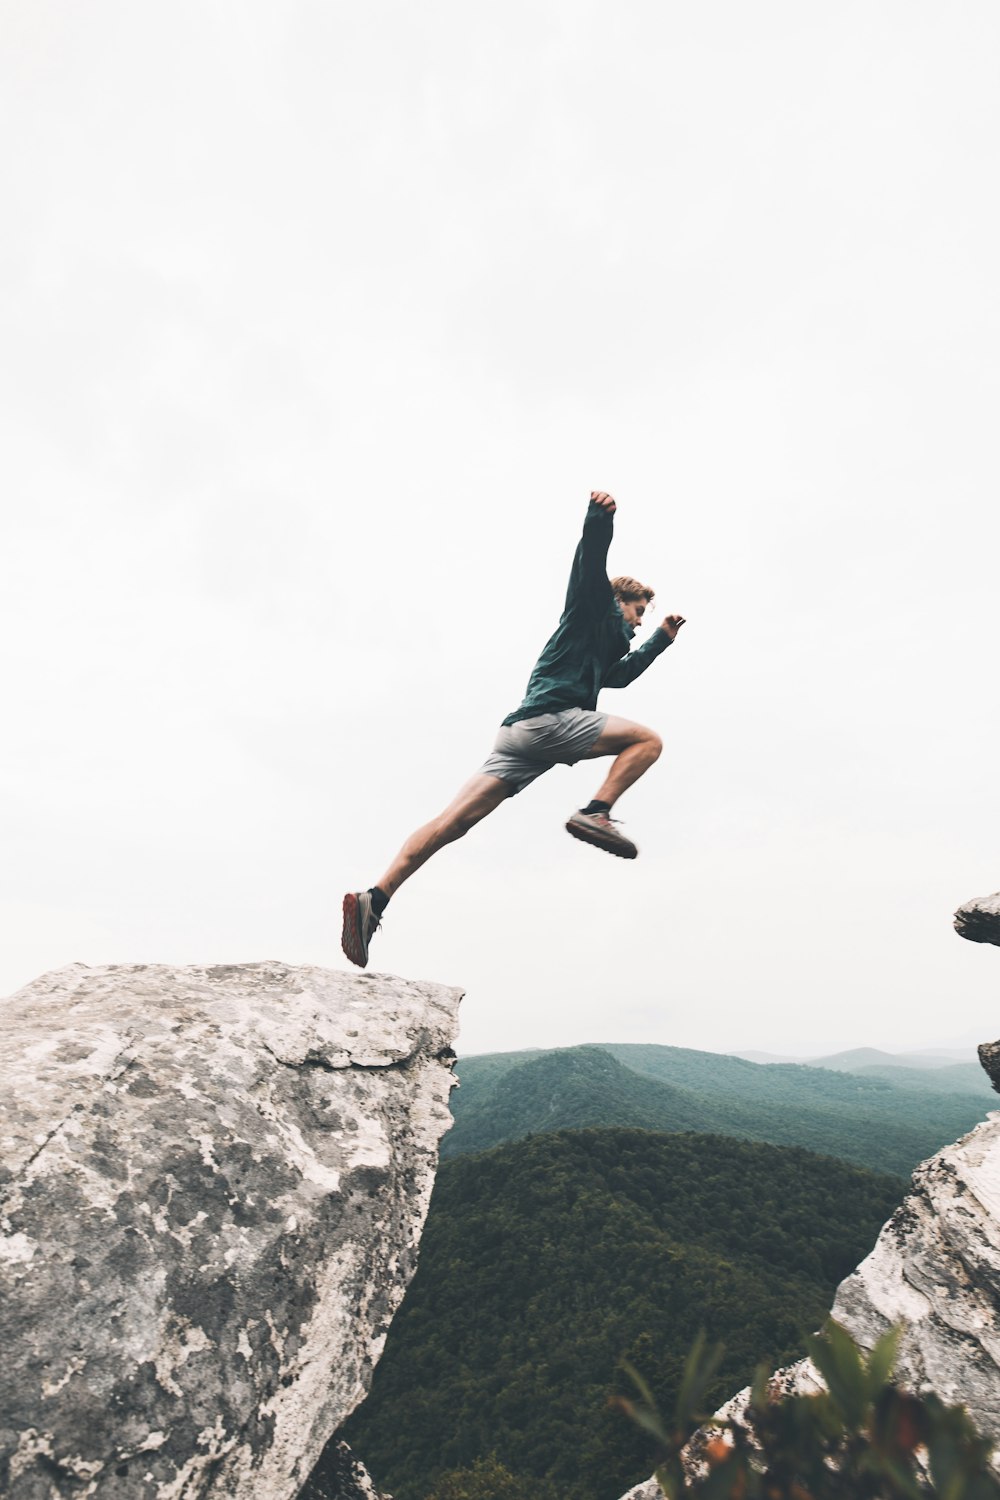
[376,774,513,898]
[581,716,662,808]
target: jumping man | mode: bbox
[341,491,686,968]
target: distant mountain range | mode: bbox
[444,1041,993,1176]
[735,1045,978,1071]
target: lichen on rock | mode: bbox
[0,961,461,1499]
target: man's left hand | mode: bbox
[661,614,686,640]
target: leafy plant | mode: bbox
[616,1322,1000,1499]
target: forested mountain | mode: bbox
[846,1060,988,1094]
[808,1046,974,1070]
[444,1042,992,1176]
[334,1129,903,1500]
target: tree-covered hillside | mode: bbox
[443,1043,991,1175]
[840,1061,988,1095]
[325,1129,903,1500]
[446,1045,720,1148]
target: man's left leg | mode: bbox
[566,716,663,858]
[342,774,513,968]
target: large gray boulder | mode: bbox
[0,961,461,1499]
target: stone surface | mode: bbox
[618,1476,665,1500]
[805,1114,1000,1426]
[298,1440,391,1500]
[0,961,461,1500]
[980,1042,1000,1095]
[954,891,1000,946]
[617,1105,1000,1500]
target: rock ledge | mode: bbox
[0,961,461,1500]
[954,891,1000,947]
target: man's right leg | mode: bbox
[342,774,513,968]
[581,717,663,807]
[376,774,513,898]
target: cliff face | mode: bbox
[825,1109,1000,1422]
[0,961,461,1500]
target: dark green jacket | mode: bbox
[502,501,672,725]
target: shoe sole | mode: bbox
[341,893,369,968]
[565,820,638,860]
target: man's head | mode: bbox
[612,575,655,631]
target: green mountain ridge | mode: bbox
[446,1046,719,1146]
[848,1060,988,1094]
[734,1045,976,1068]
[444,1042,992,1176]
[807,1045,978,1072]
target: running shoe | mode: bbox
[342,890,381,968]
[565,809,638,859]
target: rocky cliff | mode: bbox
[954,890,1000,950]
[619,893,1000,1500]
[0,961,461,1500]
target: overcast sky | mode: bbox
[3,2,998,1059]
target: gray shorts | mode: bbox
[478,707,608,794]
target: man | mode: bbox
[342,491,685,968]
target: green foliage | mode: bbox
[445,1044,992,1177]
[423,1454,562,1500]
[334,1129,903,1500]
[618,1322,1000,1499]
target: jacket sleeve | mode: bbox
[563,501,615,614]
[603,627,673,688]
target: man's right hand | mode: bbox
[590,491,617,514]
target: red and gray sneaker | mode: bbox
[342,891,381,969]
[565,809,638,860]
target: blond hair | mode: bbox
[611,575,655,606]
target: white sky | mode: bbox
[2,2,998,1058]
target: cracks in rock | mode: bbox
[11,1046,142,1184]
[260,1039,456,1076]
[17,1117,76,1181]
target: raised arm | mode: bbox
[603,614,686,687]
[564,491,617,614]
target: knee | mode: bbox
[644,729,664,761]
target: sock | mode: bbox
[580,800,611,817]
[368,886,390,917]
